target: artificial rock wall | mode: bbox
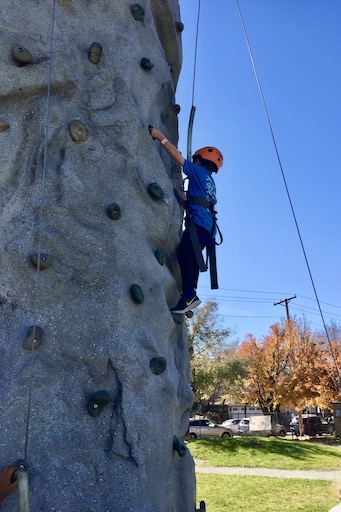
[0,1,197,510]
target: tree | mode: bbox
[240,318,337,432]
[317,321,341,405]
[238,321,294,414]
[277,319,328,410]
[188,301,248,403]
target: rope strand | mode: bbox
[235,0,341,389]
[24,0,57,462]
[191,0,201,106]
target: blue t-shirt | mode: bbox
[183,159,217,234]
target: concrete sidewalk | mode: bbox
[195,465,341,481]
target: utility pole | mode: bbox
[274,295,296,320]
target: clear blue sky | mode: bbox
[176,0,341,341]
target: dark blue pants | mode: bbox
[177,225,214,297]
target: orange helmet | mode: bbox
[193,146,223,172]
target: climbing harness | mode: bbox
[235,0,341,389]
[174,190,222,290]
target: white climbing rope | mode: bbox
[235,0,341,389]
[23,0,57,475]
[17,466,30,512]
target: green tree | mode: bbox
[188,301,248,403]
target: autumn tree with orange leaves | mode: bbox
[240,318,341,417]
[238,321,294,414]
[317,321,341,405]
[277,319,328,410]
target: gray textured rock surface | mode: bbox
[0,1,196,510]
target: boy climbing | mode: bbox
[149,125,223,314]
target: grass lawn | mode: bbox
[196,474,338,512]
[188,437,341,470]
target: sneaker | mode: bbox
[170,295,201,314]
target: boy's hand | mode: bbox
[0,466,18,503]
[148,125,163,142]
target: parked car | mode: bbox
[220,418,242,434]
[189,418,233,439]
[289,415,334,436]
[238,418,287,437]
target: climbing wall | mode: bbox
[0,1,196,510]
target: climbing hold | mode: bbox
[171,312,184,324]
[154,248,166,266]
[185,310,194,319]
[188,346,194,358]
[130,284,144,304]
[30,253,53,270]
[171,165,182,179]
[0,121,10,133]
[173,435,187,457]
[88,390,110,417]
[88,42,103,65]
[140,58,154,70]
[148,182,165,200]
[131,4,145,21]
[69,120,87,142]
[196,501,206,512]
[150,357,167,375]
[175,21,184,33]
[23,325,43,351]
[12,44,33,65]
[107,203,121,220]
[167,104,181,117]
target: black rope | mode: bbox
[187,0,201,162]
[235,0,341,390]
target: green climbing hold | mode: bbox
[189,346,194,358]
[88,390,111,417]
[31,253,53,270]
[173,435,188,457]
[69,120,87,142]
[23,326,43,351]
[107,203,121,220]
[131,4,145,21]
[150,357,167,375]
[140,58,154,70]
[171,312,184,324]
[130,284,144,304]
[12,44,33,65]
[0,121,10,133]
[154,248,166,266]
[88,42,103,65]
[148,182,165,200]
[175,21,185,33]
[167,104,181,117]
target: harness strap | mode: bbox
[186,196,214,212]
[187,219,207,272]
[206,244,218,289]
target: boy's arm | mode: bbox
[149,126,185,167]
